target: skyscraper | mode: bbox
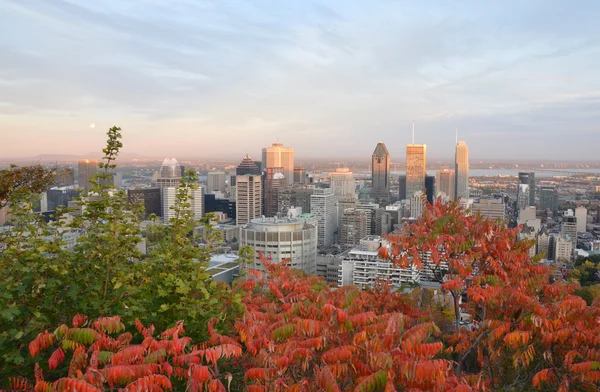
[293,167,306,184]
[236,154,261,176]
[330,168,355,199]
[517,184,530,215]
[162,186,203,224]
[454,141,469,201]
[370,142,390,204]
[262,142,294,186]
[436,169,455,202]
[264,167,285,218]
[311,188,335,247]
[518,172,535,206]
[207,171,226,193]
[236,175,262,225]
[540,186,558,214]
[425,175,435,204]
[77,160,98,191]
[575,206,587,233]
[156,158,182,188]
[405,144,426,199]
[398,175,406,200]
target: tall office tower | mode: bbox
[424,175,435,204]
[340,208,369,247]
[410,191,425,218]
[517,184,530,214]
[294,167,306,184]
[331,168,355,199]
[236,175,263,225]
[562,211,577,251]
[406,144,426,200]
[55,167,75,187]
[128,188,162,218]
[277,186,293,217]
[77,160,98,191]
[156,158,182,188]
[262,142,294,186]
[370,143,390,204]
[236,154,261,176]
[264,167,285,218]
[540,186,559,214]
[575,206,587,233]
[293,187,315,213]
[398,175,406,200]
[207,171,226,193]
[311,188,335,247]
[518,172,535,206]
[436,169,455,202]
[454,141,469,201]
[240,217,318,274]
[336,198,358,235]
[162,186,204,223]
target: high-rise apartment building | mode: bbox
[236,175,262,225]
[236,154,261,176]
[264,167,285,218]
[518,172,535,206]
[77,160,98,191]
[405,144,426,200]
[311,188,335,247]
[356,202,383,236]
[454,141,469,201]
[330,168,355,200]
[340,208,369,247]
[262,142,294,186]
[370,143,390,204]
[540,187,558,214]
[436,169,455,202]
[156,158,182,188]
[207,171,226,193]
[554,235,573,262]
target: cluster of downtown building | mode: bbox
[12,137,599,289]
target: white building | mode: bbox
[339,236,420,290]
[240,216,317,274]
[162,186,204,223]
[156,158,182,188]
[454,141,469,201]
[436,169,455,202]
[517,184,530,214]
[409,191,425,218]
[471,198,505,221]
[554,235,573,262]
[236,175,262,225]
[311,188,335,247]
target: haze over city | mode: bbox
[2,0,600,160]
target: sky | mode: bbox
[1,0,600,162]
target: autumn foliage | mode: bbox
[4,200,600,391]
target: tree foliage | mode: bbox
[0,164,56,209]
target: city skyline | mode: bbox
[1,1,600,160]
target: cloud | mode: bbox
[0,0,599,160]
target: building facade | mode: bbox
[330,168,355,199]
[156,158,182,188]
[340,208,370,247]
[77,160,98,191]
[311,188,335,247]
[454,141,469,201]
[264,168,285,218]
[436,169,455,202]
[240,217,318,274]
[370,143,390,203]
[406,144,426,200]
[236,175,262,225]
[262,142,294,186]
[207,171,226,193]
[128,188,162,218]
[518,172,535,206]
[471,198,506,220]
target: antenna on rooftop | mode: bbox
[412,120,415,144]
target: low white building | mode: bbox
[339,236,420,290]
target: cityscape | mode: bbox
[2,1,600,391]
